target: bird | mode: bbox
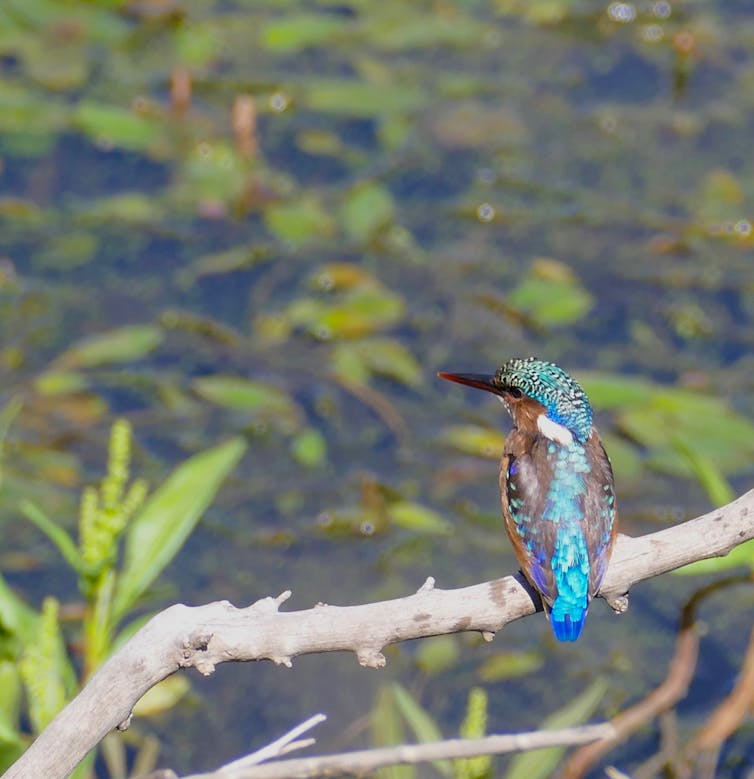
[438,357,617,641]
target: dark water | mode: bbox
[1,1,753,776]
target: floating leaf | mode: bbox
[57,325,163,368]
[578,373,658,410]
[415,636,459,675]
[478,650,544,681]
[177,244,272,287]
[175,20,220,66]
[507,259,593,327]
[617,391,754,477]
[181,142,249,206]
[260,14,346,51]
[33,371,88,396]
[289,287,405,339]
[112,437,247,622]
[73,103,162,152]
[505,677,607,779]
[291,427,327,467]
[697,168,744,223]
[79,192,165,226]
[264,195,336,245]
[331,338,421,387]
[365,12,489,51]
[340,182,395,242]
[193,376,301,428]
[304,79,429,118]
[439,425,505,459]
[387,501,453,535]
[36,230,98,270]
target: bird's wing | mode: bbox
[582,431,618,594]
[500,431,560,604]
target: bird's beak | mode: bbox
[437,372,503,396]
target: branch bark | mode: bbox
[4,489,753,779]
[183,723,615,779]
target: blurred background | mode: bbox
[1,0,754,777]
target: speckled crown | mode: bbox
[495,357,593,442]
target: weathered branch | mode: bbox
[183,723,615,779]
[3,488,753,779]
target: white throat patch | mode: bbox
[536,414,574,446]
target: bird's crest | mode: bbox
[495,357,593,442]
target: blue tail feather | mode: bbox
[550,597,587,642]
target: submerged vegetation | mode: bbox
[0,0,753,776]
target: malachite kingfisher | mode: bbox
[439,357,617,642]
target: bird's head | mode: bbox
[438,357,593,445]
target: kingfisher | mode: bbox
[439,357,617,641]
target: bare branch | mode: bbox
[219,714,327,773]
[3,488,753,779]
[183,724,616,779]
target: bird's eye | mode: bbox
[508,387,523,399]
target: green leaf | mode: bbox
[290,427,327,467]
[478,650,544,682]
[670,437,735,507]
[504,677,607,779]
[175,20,220,67]
[371,686,416,779]
[133,675,191,717]
[617,392,754,477]
[263,196,336,245]
[0,574,39,655]
[0,661,22,746]
[331,338,421,387]
[388,501,453,535]
[19,501,85,575]
[193,376,301,428]
[33,370,88,396]
[290,288,405,339]
[73,103,162,152]
[80,192,165,226]
[304,79,429,118]
[578,373,658,410]
[57,325,163,368]
[340,182,395,242]
[112,437,247,622]
[260,14,346,51]
[180,142,249,204]
[456,687,491,779]
[415,636,459,675]
[675,539,754,576]
[365,11,488,51]
[19,598,68,733]
[595,432,643,484]
[391,683,452,779]
[439,424,506,460]
[507,259,593,327]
